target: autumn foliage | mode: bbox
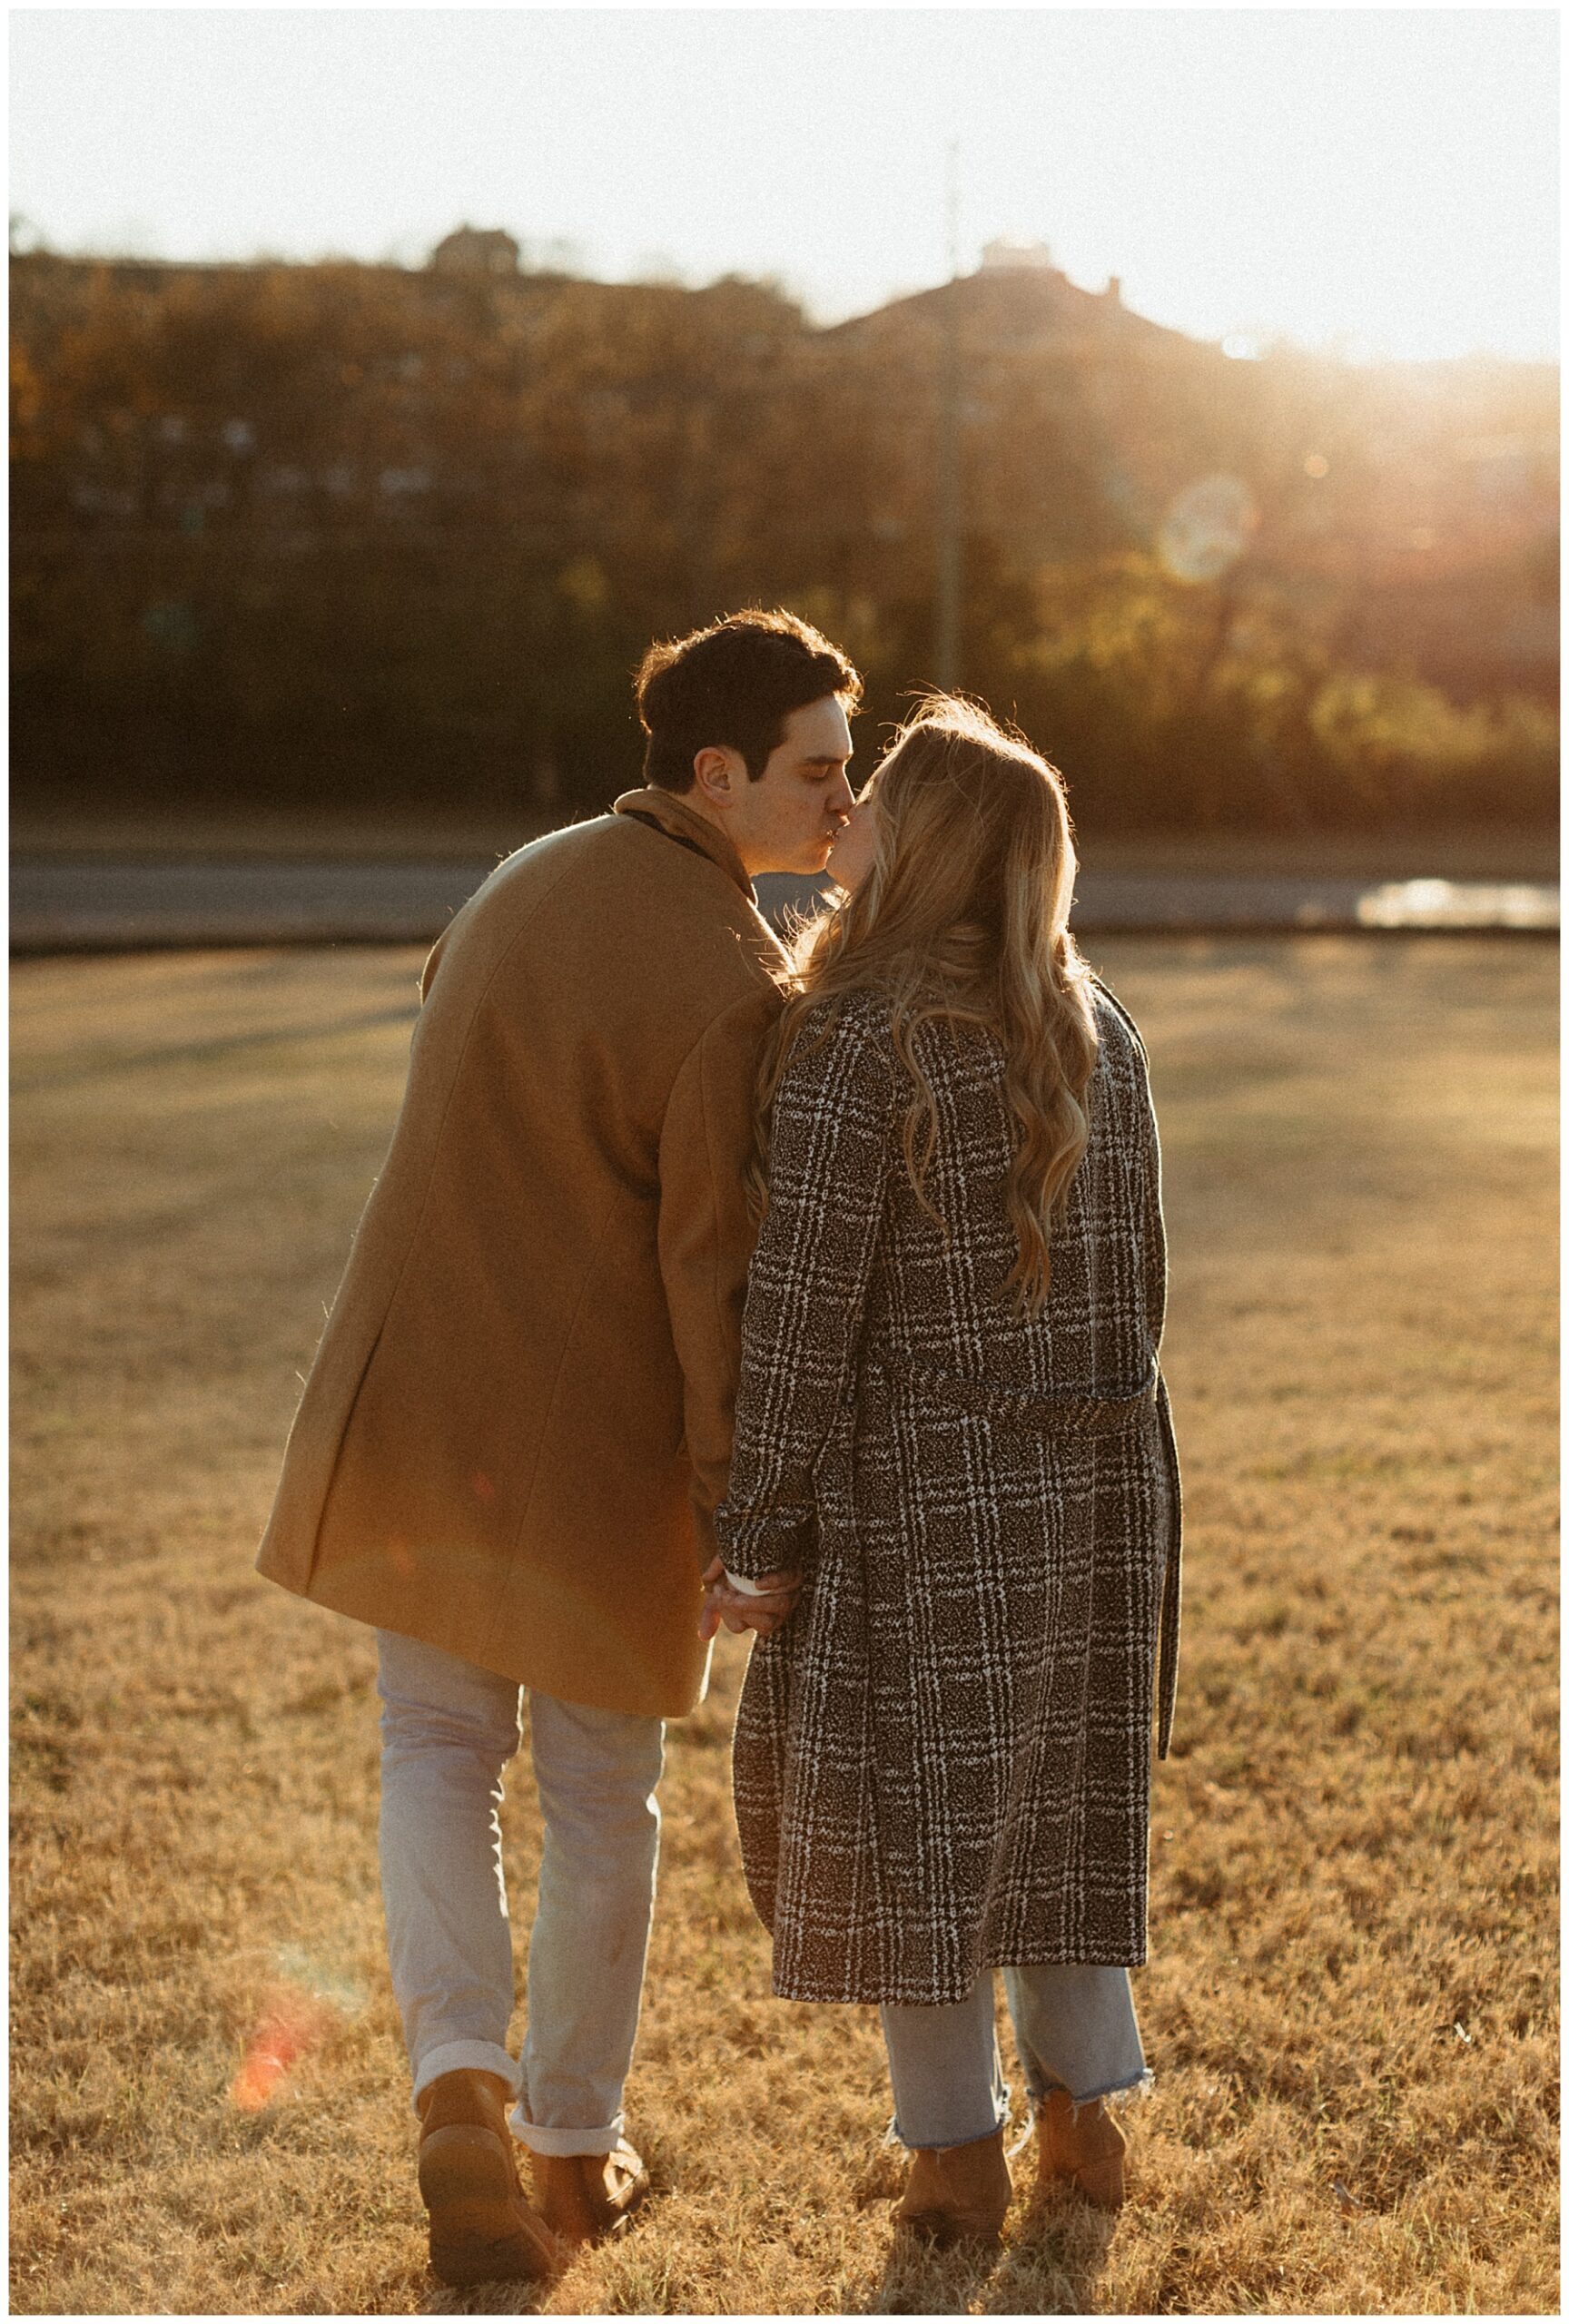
[10,250,1558,830]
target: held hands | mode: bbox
[697,1555,803,1643]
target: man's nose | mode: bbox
[828,772,855,821]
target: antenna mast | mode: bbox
[934,140,963,692]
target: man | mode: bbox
[257,609,859,2286]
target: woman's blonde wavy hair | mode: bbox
[754,694,1099,1314]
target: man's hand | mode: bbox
[697,1554,803,1642]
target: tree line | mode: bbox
[11,249,1558,830]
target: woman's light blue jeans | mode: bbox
[881,1965,1148,2151]
[376,1630,665,2158]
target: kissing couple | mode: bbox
[257,608,1181,2285]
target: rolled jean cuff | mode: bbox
[410,2039,522,2117]
[886,2101,1009,2154]
[510,2104,627,2158]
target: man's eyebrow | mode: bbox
[801,753,852,767]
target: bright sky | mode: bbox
[8,7,1559,362]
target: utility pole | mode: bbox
[934,140,963,692]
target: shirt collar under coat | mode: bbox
[612,786,755,903]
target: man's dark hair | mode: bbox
[636,608,863,793]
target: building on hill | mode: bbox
[816,259,1219,556]
[980,238,1056,273]
[429,226,521,277]
[825,259,1188,361]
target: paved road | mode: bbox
[9,857,1558,955]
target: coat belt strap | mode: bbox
[873,1349,1182,1761]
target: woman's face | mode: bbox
[824,779,881,892]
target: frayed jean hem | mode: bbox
[1028,2064,1155,2114]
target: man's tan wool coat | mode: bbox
[256,788,787,1718]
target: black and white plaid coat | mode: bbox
[713,979,1181,2006]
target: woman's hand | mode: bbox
[697,1555,803,1642]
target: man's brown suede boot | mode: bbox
[416,2068,562,2288]
[532,2141,651,2246]
[1033,2089,1128,2210]
[893,2127,1011,2249]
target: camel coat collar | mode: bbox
[613,787,754,901]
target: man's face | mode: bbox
[717,695,855,878]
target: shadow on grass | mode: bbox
[856,2230,1006,2316]
[418,2270,551,2317]
[989,2191,1120,2314]
[845,2194,1117,2316]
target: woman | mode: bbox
[703,696,1181,2248]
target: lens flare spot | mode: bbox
[471,1471,496,1503]
[229,1953,364,2112]
[229,1997,327,2112]
[1157,474,1258,583]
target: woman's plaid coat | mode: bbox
[714,980,1181,2006]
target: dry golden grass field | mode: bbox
[11,935,1557,2317]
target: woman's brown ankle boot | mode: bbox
[1033,2089,1127,2210]
[893,2126,1011,2248]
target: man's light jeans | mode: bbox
[881,1965,1148,2151]
[377,1630,665,2158]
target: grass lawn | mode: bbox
[10,935,1558,2315]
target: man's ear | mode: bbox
[691,744,744,808]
